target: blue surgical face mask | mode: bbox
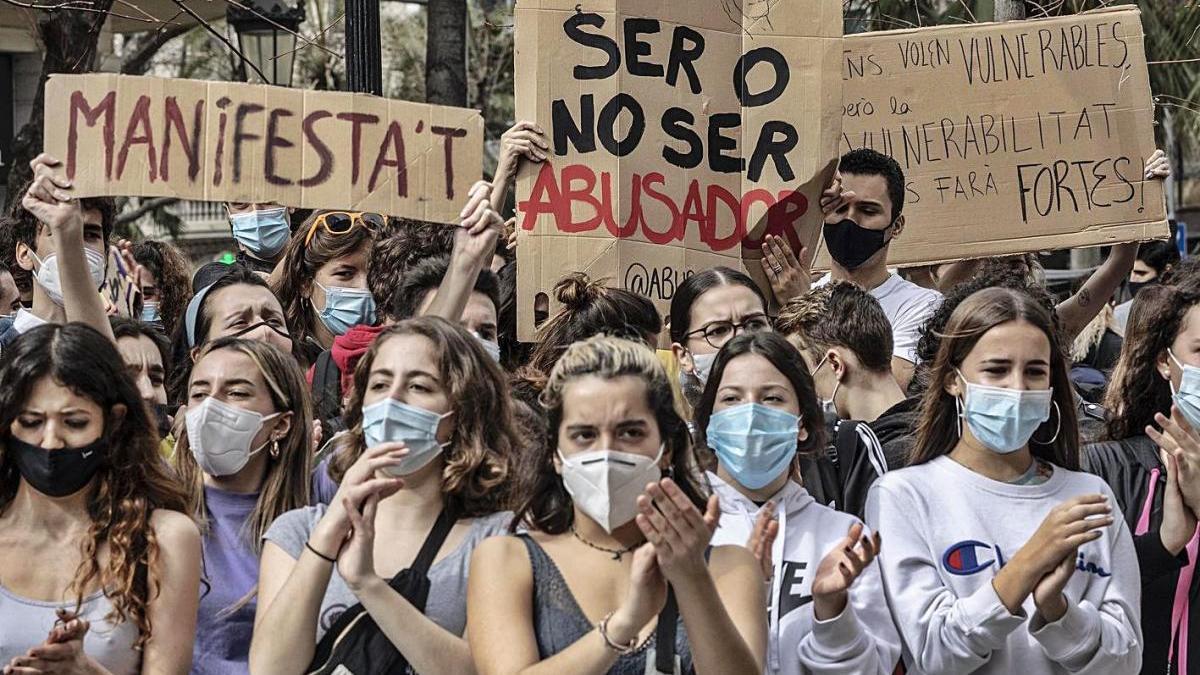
[691,352,717,385]
[141,300,160,324]
[315,282,376,336]
[706,403,800,489]
[361,399,453,476]
[1168,350,1200,430]
[470,331,501,363]
[956,370,1052,454]
[230,207,290,259]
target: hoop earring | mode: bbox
[954,395,964,439]
[270,438,281,458]
[1032,401,1062,445]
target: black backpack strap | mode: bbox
[311,350,342,425]
[307,508,458,673]
[654,587,679,673]
[409,508,458,576]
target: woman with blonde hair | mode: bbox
[251,316,518,674]
[172,337,312,674]
[468,335,767,675]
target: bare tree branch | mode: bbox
[0,0,158,24]
[121,20,193,74]
[170,0,269,82]
[114,197,180,226]
[222,0,340,59]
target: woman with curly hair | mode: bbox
[0,323,201,673]
[270,211,381,364]
[250,316,518,674]
[132,239,193,339]
[1086,282,1200,675]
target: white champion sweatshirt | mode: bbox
[864,455,1142,675]
[709,473,902,675]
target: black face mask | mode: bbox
[1127,280,1156,299]
[10,436,107,498]
[823,218,891,271]
[153,404,174,439]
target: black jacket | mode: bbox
[802,398,918,519]
[1085,435,1197,675]
[869,397,919,470]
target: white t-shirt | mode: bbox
[815,273,942,364]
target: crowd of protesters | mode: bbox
[0,119,1192,675]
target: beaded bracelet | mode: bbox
[597,612,639,655]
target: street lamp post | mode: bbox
[227,0,307,87]
[345,0,383,95]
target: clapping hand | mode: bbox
[811,522,881,621]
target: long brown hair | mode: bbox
[271,211,375,357]
[1105,283,1200,440]
[0,324,189,648]
[172,338,312,549]
[911,287,1081,470]
[329,317,515,517]
[515,335,706,534]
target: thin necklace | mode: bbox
[570,525,639,561]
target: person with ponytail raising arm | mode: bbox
[695,331,901,674]
[468,335,767,675]
[1086,281,1200,675]
[866,287,1141,674]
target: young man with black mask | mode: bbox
[817,148,941,390]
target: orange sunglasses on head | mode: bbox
[303,211,386,247]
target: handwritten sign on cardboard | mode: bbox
[44,74,483,224]
[514,0,843,339]
[829,7,1167,269]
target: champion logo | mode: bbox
[942,540,1112,578]
[942,540,1006,576]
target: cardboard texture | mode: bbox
[514,0,844,340]
[830,7,1167,269]
[44,74,484,224]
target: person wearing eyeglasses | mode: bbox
[226,202,295,276]
[271,211,383,364]
[669,267,772,412]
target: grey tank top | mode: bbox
[0,583,140,674]
[517,535,694,675]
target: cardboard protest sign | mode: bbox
[44,74,483,224]
[828,7,1166,269]
[514,0,843,339]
